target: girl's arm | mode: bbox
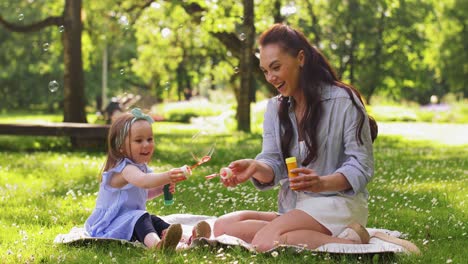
[147,185,164,199]
[119,165,186,189]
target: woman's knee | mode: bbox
[213,210,250,237]
[213,218,226,237]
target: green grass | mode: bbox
[0,116,467,263]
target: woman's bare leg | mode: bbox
[213,210,279,243]
[252,209,361,252]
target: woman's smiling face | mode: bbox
[259,43,304,97]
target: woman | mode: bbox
[213,24,378,252]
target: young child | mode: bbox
[85,108,211,249]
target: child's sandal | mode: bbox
[337,223,370,244]
[157,224,182,250]
[188,220,211,245]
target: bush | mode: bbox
[369,100,468,123]
[153,98,227,123]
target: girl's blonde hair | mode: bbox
[100,113,136,178]
[99,108,154,180]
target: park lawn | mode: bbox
[0,121,466,263]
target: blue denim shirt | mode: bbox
[252,84,374,213]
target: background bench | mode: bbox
[0,123,110,149]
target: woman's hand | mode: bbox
[288,168,324,192]
[221,159,256,187]
[168,168,187,183]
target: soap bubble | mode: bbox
[48,80,59,93]
[188,131,216,166]
[239,33,246,41]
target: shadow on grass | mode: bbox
[1,132,465,262]
[0,135,106,153]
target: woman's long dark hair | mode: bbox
[258,24,378,166]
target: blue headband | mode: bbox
[115,108,154,149]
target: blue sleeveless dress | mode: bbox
[85,158,152,240]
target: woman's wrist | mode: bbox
[321,173,351,192]
[251,160,275,184]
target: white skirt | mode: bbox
[295,191,368,236]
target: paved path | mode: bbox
[378,122,468,146]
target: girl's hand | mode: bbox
[169,182,176,194]
[221,159,255,187]
[288,168,324,192]
[168,168,187,183]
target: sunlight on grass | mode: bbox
[0,119,467,263]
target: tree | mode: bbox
[0,0,87,123]
[175,0,268,132]
[125,0,268,132]
[425,0,467,98]
[237,0,255,132]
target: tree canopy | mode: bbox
[1,0,466,129]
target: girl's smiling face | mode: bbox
[259,43,304,98]
[123,120,154,164]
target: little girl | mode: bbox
[85,108,211,249]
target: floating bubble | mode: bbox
[188,131,216,169]
[43,43,49,51]
[120,69,125,75]
[234,67,240,74]
[280,5,297,16]
[48,80,59,93]
[59,25,64,32]
[150,2,161,9]
[18,14,24,21]
[239,33,246,41]
[164,82,170,91]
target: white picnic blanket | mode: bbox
[54,214,412,254]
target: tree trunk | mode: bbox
[63,0,87,123]
[237,0,255,132]
[0,0,88,123]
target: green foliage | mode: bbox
[424,0,468,96]
[0,112,105,125]
[0,0,466,119]
[368,100,468,123]
[0,0,64,111]
[371,105,419,122]
[0,121,466,263]
[153,98,228,123]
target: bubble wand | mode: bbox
[164,131,215,205]
[205,167,233,180]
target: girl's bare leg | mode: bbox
[252,209,361,252]
[143,232,161,248]
[213,210,279,243]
